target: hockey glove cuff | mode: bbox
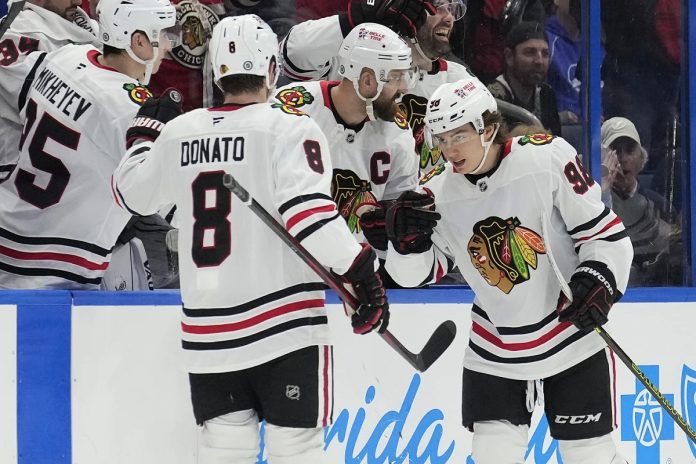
[344,0,435,38]
[386,191,440,254]
[358,201,393,251]
[340,244,389,334]
[126,88,184,148]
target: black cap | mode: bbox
[505,21,547,49]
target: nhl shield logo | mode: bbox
[681,364,696,457]
[286,385,300,401]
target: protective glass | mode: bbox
[431,0,467,21]
[158,24,182,49]
[382,67,419,90]
[431,130,478,149]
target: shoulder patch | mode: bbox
[270,103,308,117]
[394,110,409,129]
[274,85,314,108]
[517,133,556,146]
[123,83,153,105]
[419,164,446,185]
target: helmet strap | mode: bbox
[126,45,158,85]
[352,79,384,121]
[409,37,437,63]
[469,124,500,175]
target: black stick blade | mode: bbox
[415,320,457,371]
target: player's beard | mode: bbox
[415,24,452,59]
[372,92,401,121]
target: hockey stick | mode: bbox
[223,174,456,372]
[541,212,696,445]
[0,0,25,41]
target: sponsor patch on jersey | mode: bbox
[123,83,153,105]
[171,1,220,69]
[275,86,314,108]
[394,110,409,129]
[270,103,307,117]
[331,169,376,233]
[419,164,446,185]
[517,133,555,146]
[469,216,546,294]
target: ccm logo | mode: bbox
[554,413,602,424]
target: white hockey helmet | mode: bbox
[425,77,500,174]
[337,23,414,99]
[209,15,279,90]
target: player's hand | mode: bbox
[385,190,440,254]
[341,244,389,335]
[358,201,393,251]
[557,261,618,333]
[126,88,184,148]
[345,0,436,38]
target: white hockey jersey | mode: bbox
[0,44,147,289]
[113,102,364,373]
[279,14,473,172]
[386,134,633,380]
[0,4,98,179]
[273,80,418,241]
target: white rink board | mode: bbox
[69,301,696,464]
[0,305,17,464]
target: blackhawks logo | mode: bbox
[275,86,314,108]
[468,216,546,294]
[518,133,555,146]
[394,110,408,129]
[331,169,377,233]
[123,83,153,105]
[419,164,446,185]
[171,1,220,69]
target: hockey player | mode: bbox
[272,22,419,255]
[112,15,389,463]
[280,0,471,173]
[384,76,633,463]
[0,0,99,180]
[0,0,178,289]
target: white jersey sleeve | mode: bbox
[280,15,345,81]
[380,130,419,201]
[549,138,633,292]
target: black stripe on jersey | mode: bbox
[18,51,47,112]
[295,213,341,242]
[281,35,321,76]
[468,330,590,364]
[0,226,111,256]
[127,145,150,159]
[114,184,144,216]
[338,13,353,36]
[472,305,559,336]
[0,260,101,285]
[182,316,328,350]
[567,208,611,236]
[575,230,629,253]
[278,193,334,215]
[0,164,14,174]
[183,282,327,318]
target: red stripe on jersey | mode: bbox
[472,320,573,351]
[322,345,330,426]
[435,260,445,282]
[182,298,325,334]
[0,244,108,270]
[576,217,622,241]
[286,204,336,230]
[437,58,448,71]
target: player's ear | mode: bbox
[357,68,377,98]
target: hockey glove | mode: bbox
[385,191,441,254]
[341,244,390,335]
[344,0,436,38]
[358,202,393,251]
[126,88,184,148]
[557,261,619,333]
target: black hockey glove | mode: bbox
[126,88,184,148]
[557,261,619,333]
[385,191,441,254]
[341,244,389,335]
[344,0,436,38]
[358,201,394,251]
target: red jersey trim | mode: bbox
[87,49,119,73]
[286,204,337,230]
[472,320,574,351]
[0,244,109,271]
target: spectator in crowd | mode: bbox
[0,0,99,181]
[460,0,546,84]
[488,21,561,135]
[0,0,178,289]
[545,0,581,125]
[601,117,678,286]
[280,0,472,174]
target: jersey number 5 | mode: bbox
[563,155,595,194]
[191,171,231,267]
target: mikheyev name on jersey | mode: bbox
[180,136,245,167]
[31,67,93,122]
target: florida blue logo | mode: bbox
[681,364,696,458]
[621,365,674,463]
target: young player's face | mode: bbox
[38,0,82,20]
[507,39,550,88]
[432,123,484,174]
